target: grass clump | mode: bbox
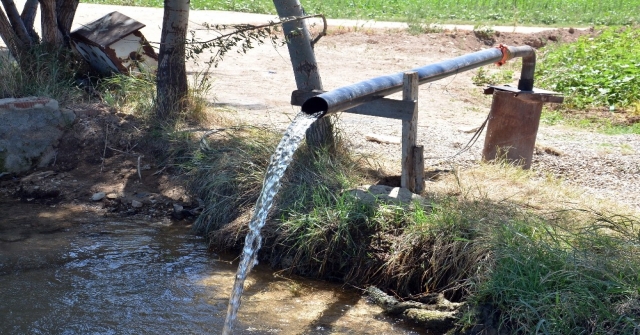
[0,47,82,103]
[473,213,640,334]
[97,69,211,124]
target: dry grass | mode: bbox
[0,46,83,103]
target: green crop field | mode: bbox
[85,0,640,26]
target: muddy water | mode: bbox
[0,202,425,334]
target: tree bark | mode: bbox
[156,0,190,119]
[1,0,32,46]
[20,0,39,41]
[38,0,63,47]
[273,0,334,149]
[0,6,25,60]
[56,0,78,43]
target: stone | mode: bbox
[92,192,106,201]
[172,203,184,220]
[0,97,75,173]
[403,309,457,332]
[131,200,143,208]
[106,193,118,199]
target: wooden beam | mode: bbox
[401,72,419,191]
[291,89,416,121]
[413,145,425,194]
[343,99,415,121]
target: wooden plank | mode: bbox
[365,134,401,144]
[401,72,419,191]
[413,145,425,194]
[292,90,416,121]
[290,89,325,106]
[343,99,415,121]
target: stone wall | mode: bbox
[0,97,75,174]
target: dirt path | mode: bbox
[5,4,640,212]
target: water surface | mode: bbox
[0,202,425,334]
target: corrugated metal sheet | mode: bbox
[72,12,145,48]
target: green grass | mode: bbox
[474,213,640,334]
[83,0,640,26]
[0,47,82,103]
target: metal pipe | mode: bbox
[302,45,536,116]
[507,45,536,91]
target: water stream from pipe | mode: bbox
[222,111,321,334]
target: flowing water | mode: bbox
[222,111,321,334]
[0,201,426,334]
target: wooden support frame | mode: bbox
[292,72,426,194]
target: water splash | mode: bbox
[222,111,320,334]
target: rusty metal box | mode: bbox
[70,11,158,75]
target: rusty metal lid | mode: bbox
[483,85,564,104]
[70,11,146,48]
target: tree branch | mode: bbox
[20,0,39,41]
[1,0,33,46]
[0,6,26,59]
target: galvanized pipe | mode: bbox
[302,45,536,116]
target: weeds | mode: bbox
[0,46,82,103]
[97,67,211,124]
[537,27,640,111]
[471,67,514,86]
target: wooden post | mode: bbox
[413,145,424,193]
[273,0,333,148]
[401,72,419,191]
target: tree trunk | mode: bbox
[273,0,334,149]
[0,6,26,60]
[56,0,78,44]
[1,0,32,46]
[156,0,189,119]
[39,0,63,47]
[20,0,39,41]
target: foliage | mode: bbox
[99,72,157,115]
[537,27,640,110]
[86,0,640,26]
[183,14,325,68]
